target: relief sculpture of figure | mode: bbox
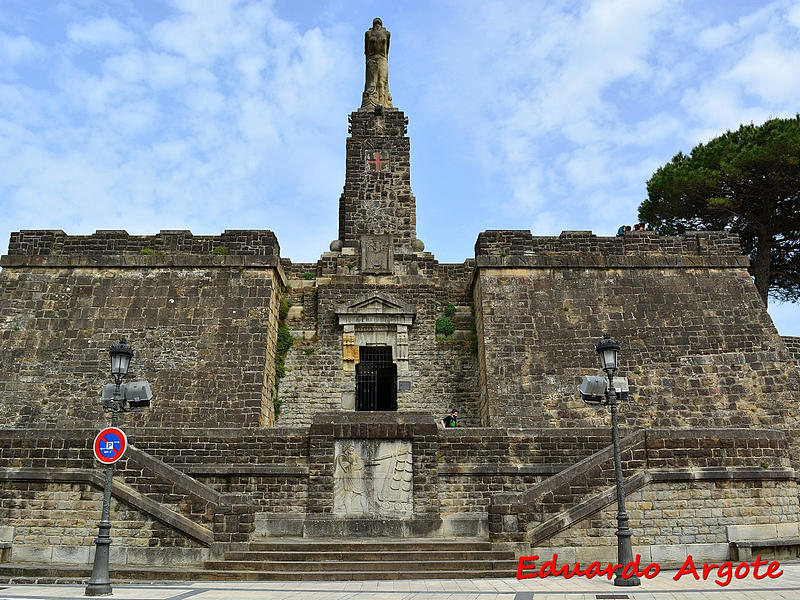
[334,444,368,514]
[361,18,393,110]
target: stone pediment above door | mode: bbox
[335,292,416,327]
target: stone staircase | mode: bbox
[0,538,516,583]
[203,538,517,580]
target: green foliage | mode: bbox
[304,347,315,355]
[273,294,294,419]
[279,297,291,320]
[444,302,456,317]
[639,116,800,305]
[212,245,229,255]
[468,322,478,355]
[435,316,455,337]
[275,324,293,377]
[301,271,315,280]
[139,248,154,256]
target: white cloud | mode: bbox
[67,17,135,46]
[725,33,800,104]
[696,22,738,50]
[0,33,42,63]
[788,3,800,28]
[1,0,797,334]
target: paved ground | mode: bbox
[0,563,799,600]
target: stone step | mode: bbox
[223,550,514,562]
[204,559,517,572]
[0,563,514,582]
[246,540,493,552]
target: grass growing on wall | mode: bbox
[273,295,293,418]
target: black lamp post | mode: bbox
[85,339,133,597]
[595,333,640,587]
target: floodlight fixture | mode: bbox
[123,380,153,410]
[580,375,608,405]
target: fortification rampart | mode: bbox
[471,229,799,429]
[474,229,745,263]
[4,229,280,258]
[1,426,793,561]
[0,230,285,430]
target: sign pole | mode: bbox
[86,406,124,595]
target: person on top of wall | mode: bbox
[440,409,458,428]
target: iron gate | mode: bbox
[355,346,397,411]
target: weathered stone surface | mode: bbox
[0,236,283,428]
[333,439,412,516]
[472,231,800,429]
[1,30,799,560]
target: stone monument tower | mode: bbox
[332,18,423,273]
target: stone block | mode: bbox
[632,545,651,563]
[341,392,355,410]
[776,522,800,538]
[0,526,14,542]
[726,524,778,541]
[684,543,729,563]
[124,547,205,566]
[574,545,616,565]
[11,545,52,562]
[52,545,91,564]
[439,513,487,538]
[651,544,688,565]
[255,514,305,537]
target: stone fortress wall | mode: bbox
[2,18,799,577]
[2,226,798,433]
[0,229,284,429]
[473,229,800,430]
[0,423,792,566]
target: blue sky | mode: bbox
[1,0,798,335]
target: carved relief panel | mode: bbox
[361,234,393,274]
[333,439,413,516]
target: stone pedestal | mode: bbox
[305,411,441,537]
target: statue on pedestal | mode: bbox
[361,18,393,110]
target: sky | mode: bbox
[0,0,798,335]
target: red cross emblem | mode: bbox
[368,151,388,172]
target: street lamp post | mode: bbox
[85,339,134,597]
[595,333,640,587]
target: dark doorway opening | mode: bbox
[355,346,397,411]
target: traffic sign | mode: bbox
[93,427,127,464]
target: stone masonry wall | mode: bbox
[0,426,793,548]
[438,428,618,514]
[278,273,480,427]
[539,479,799,549]
[338,109,417,251]
[473,230,800,429]
[783,336,800,364]
[0,230,284,429]
[488,428,792,545]
[0,481,178,548]
[5,229,280,257]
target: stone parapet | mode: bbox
[4,229,280,258]
[475,229,744,259]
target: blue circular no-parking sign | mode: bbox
[93,427,127,464]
